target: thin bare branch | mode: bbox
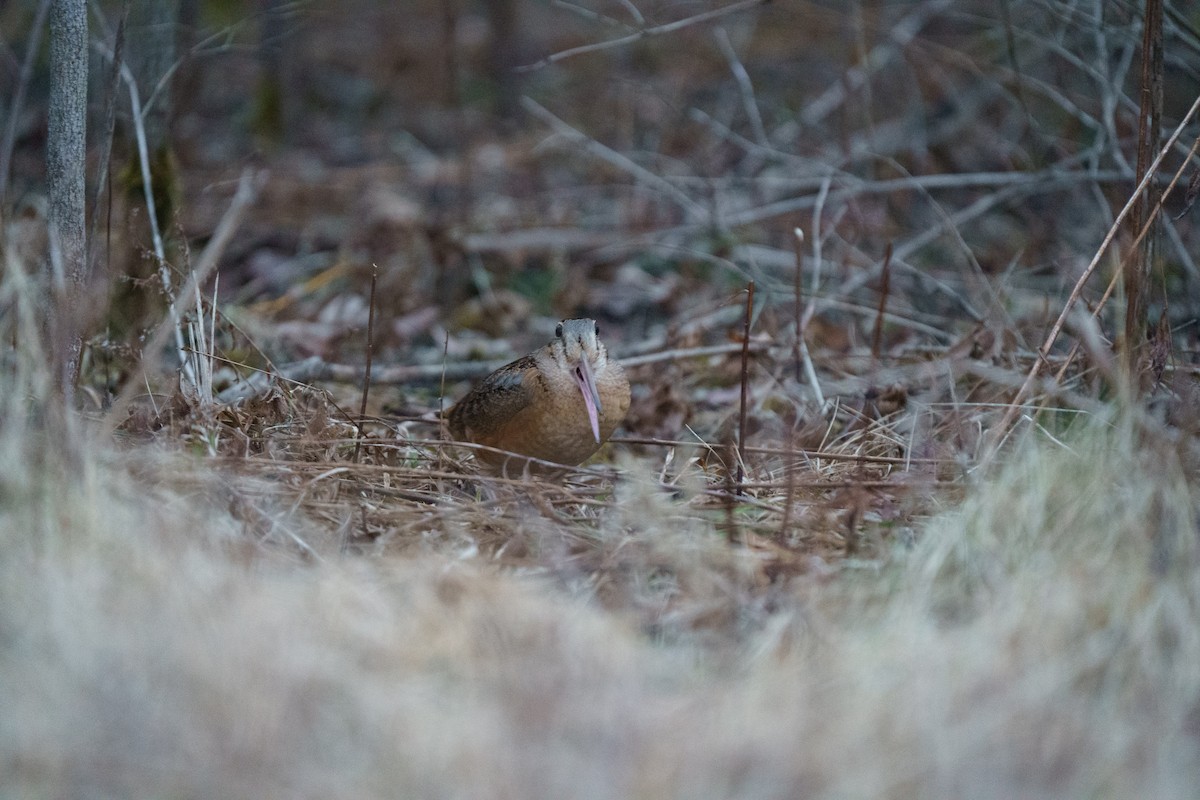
[987,90,1200,457]
[0,0,50,212]
[713,26,767,146]
[352,264,378,465]
[521,96,707,221]
[100,170,262,438]
[736,281,754,490]
[517,0,769,72]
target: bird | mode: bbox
[447,319,630,471]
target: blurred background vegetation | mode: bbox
[3,0,1198,413]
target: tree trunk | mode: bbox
[47,0,89,392]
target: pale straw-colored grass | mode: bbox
[2,327,1197,798]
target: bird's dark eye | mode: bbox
[594,322,599,337]
[555,322,564,338]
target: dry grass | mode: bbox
[3,264,1199,799]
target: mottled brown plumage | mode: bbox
[448,319,630,470]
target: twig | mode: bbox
[870,243,893,367]
[806,173,833,328]
[621,341,767,368]
[713,26,767,146]
[218,356,487,403]
[92,0,251,124]
[208,274,218,396]
[351,264,378,464]
[736,281,754,492]
[551,0,635,29]
[521,96,707,221]
[790,181,1039,331]
[848,0,877,154]
[1051,130,1200,387]
[777,422,798,539]
[722,431,739,543]
[998,0,1036,133]
[1125,0,1163,372]
[516,0,769,72]
[614,0,645,26]
[790,228,825,408]
[0,0,51,211]
[797,336,825,410]
[717,165,1129,232]
[874,154,998,324]
[613,436,942,465]
[436,330,451,471]
[438,330,450,421]
[218,341,775,404]
[792,228,804,382]
[99,170,261,439]
[805,172,834,403]
[986,90,1200,457]
[184,254,215,408]
[87,3,127,275]
[93,40,193,386]
[184,170,262,305]
[800,0,953,127]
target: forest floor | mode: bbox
[3,1,1200,797]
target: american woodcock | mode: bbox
[448,319,630,470]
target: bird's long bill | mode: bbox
[574,358,603,443]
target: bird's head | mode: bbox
[549,318,607,443]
